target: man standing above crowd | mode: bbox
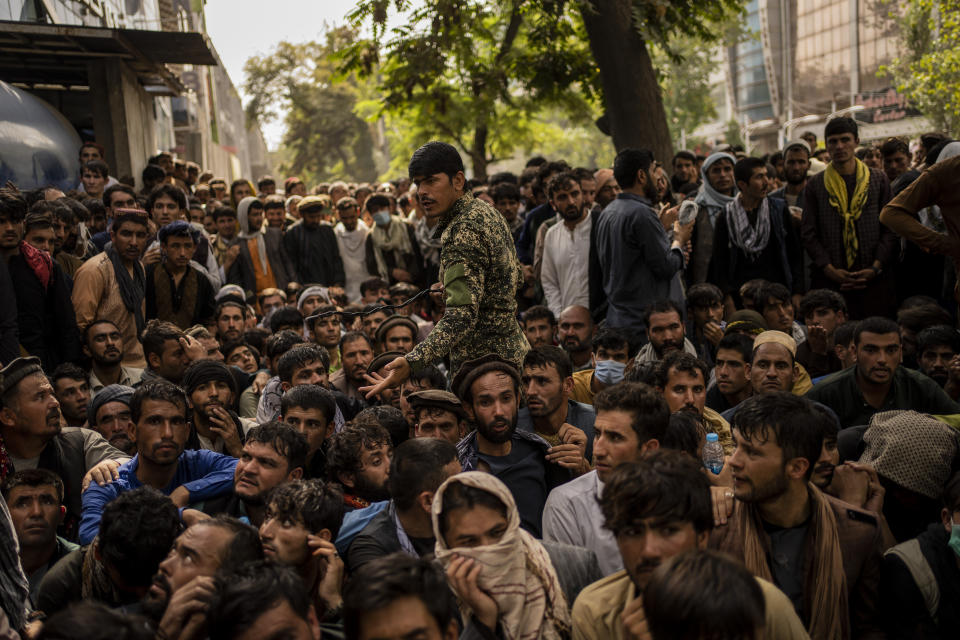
[691,152,737,284]
[283,195,345,288]
[362,142,529,397]
[73,208,149,368]
[334,196,373,302]
[146,221,216,329]
[541,171,592,316]
[769,140,811,211]
[801,117,897,318]
[595,149,691,338]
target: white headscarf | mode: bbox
[432,472,571,640]
[695,152,738,225]
[237,196,268,273]
[936,141,960,163]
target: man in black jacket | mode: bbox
[283,196,345,287]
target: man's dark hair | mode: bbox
[733,157,766,185]
[490,181,521,204]
[824,116,859,140]
[269,305,303,333]
[593,382,670,444]
[854,316,901,345]
[98,487,181,588]
[145,184,186,213]
[643,550,765,640]
[264,329,307,363]
[82,318,120,346]
[140,319,183,363]
[672,150,696,166]
[685,283,723,309]
[344,554,457,640]
[267,479,344,536]
[195,515,264,573]
[354,406,409,449]
[280,385,337,425]
[880,137,910,158]
[410,364,448,391]
[655,352,709,390]
[643,299,684,330]
[408,141,465,180]
[50,362,87,387]
[129,380,188,424]
[80,159,110,180]
[522,345,573,380]
[277,343,329,384]
[141,164,165,186]
[103,183,136,209]
[663,412,705,457]
[222,339,261,366]
[613,148,655,188]
[216,301,246,322]
[82,197,107,221]
[716,333,754,364]
[600,449,712,535]
[834,321,858,348]
[730,392,823,479]
[364,194,391,213]
[387,438,458,511]
[437,481,507,540]
[917,325,960,358]
[360,277,389,297]
[57,198,85,225]
[798,288,848,321]
[522,305,556,327]
[0,186,27,222]
[488,171,518,186]
[534,160,571,193]
[592,327,630,355]
[23,209,55,233]
[327,422,392,483]
[1,468,64,503]
[339,330,373,355]
[245,421,308,473]
[897,304,953,334]
[207,561,311,640]
[546,170,580,199]
[758,281,791,307]
[212,206,237,221]
[37,602,153,640]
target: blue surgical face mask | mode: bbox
[373,211,391,227]
[949,522,960,558]
[594,359,626,386]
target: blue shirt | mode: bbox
[79,449,237,544]
[335,500,389,554]
[595,193,685,330]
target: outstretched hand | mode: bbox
[360,356,411,399]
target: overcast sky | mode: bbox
[204,0,407,148]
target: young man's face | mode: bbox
[215,215,237,238]
[341,338,374,385]
[550,179,584,223]
[443,503,508,549]
[110,221,148,262]
[231,182,254,203]
[558,308,594,354]
[579,178,597,208]
[147,524,233,612]
[383,326,415,354]
[85,322,123,365]
[595,177,621,208]
[706,159,735,195]
[523,318,555,348]
[714,348,751,397]
[217,307,245,342]
[691,301,723,329]
[24,226,55,254]
[247,205,264,231]
[593,409,645,482]
[467,372,519,446]
[341,441,392,501]
[283,406,331,457]
[413,172,465,220]
[79,145,102,165]
[6,483,63,549]
[130,399,189,465]
[660,367,705,415]
[750,343,796,394]
[415,407,464,445]
[783,149,810,185]
[738,166,769,201]
[855,331,902,385]
[151,194,181,227]
[82,170,107,196]
[226,345,259,373]
[357,595,458,640]
[494,197,519,223]
[729,428,793,503]
[673,157,697,184]
[362,311,389,341]
[883,151,911,182]
[162,236,195,272]
[265,205,286,228]
[151,339,189,383]
[0,214,23,250]
[337,205,360,231]
[826,132,858,165]
[522,363,569,418]
[812,433,839,489]
[803,306,845,338]
[53,377,90,424]
[235,441,299,504]
[617,518,707,591]
[189,380,233,421]
[761,296,794,334]
[285,359,328,390]
[311,315,342,349]
[919,344,956,386]
[647,310,685,357]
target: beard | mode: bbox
[140,574,171,621]
[736,468,789,503]
[352,472,390,503]
[477,411,518,444]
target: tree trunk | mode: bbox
[580,0,675,164]
[471,121,489,181]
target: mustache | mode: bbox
[635,559,661,573]
[46,408,61,422]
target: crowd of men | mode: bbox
[1,120,960,640]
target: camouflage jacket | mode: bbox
[405,194,529,378]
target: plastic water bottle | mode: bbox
[702,433,724,475]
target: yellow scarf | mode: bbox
[823,158,870,268]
